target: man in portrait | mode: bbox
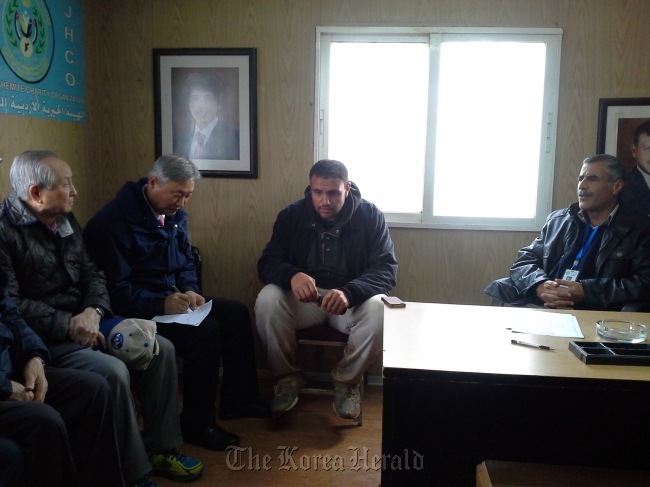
[620,120,650,215]
[173,71,240,161]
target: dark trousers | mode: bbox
[0,436,24,487]
[0,367,124,487]
[157,297,259,430]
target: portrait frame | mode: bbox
[596,97,650,171]
[153,48,258,178]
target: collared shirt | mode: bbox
[577,204,619,228]
[190,117,219,159]
[142,184,163,223]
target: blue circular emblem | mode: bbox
[111,332,124,350]
[0,0,54,83]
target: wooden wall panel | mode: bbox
[2,0,645,317]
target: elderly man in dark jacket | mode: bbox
[0,150,204,487]
[0,269,124,487]
[484,154,650,310]
[83,154,267,453]
[256,159,398,420]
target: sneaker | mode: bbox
[150,449,204,482]
[333,380,361,419]
[133,477,160,487]
[271,374,307,418]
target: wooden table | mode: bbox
[381,303,650,487]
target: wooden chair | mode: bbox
[296,325,365,426]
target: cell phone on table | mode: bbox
[382,296,406,308]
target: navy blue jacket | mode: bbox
[0,271,49,400]
[84,178,199,319]
[258,183,398,307]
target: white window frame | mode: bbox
[315,27,563,231]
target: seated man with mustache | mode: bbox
[484,154,650,310]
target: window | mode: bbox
[316,27,563,231]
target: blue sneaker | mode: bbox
[151,449,204,482]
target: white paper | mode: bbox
[152,300,213,326]
[505,311,584,338]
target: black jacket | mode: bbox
[484,202,650,310]
[257,183,398,307]
[0,270,50,400]
[0,191,112,358]
[620,167,650,216]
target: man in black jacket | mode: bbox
[256,159,398,419]
[484,154,650,310]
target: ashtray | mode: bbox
[596,320,647,343]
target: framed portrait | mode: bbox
[153,48,258,178]
[597,97,650,171]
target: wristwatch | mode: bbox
[94,306,105,317]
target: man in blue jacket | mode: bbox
[256,159,398,419]
[0,269,124,487]
[84,154,268,453]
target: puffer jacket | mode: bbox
[0,191,112,358]
[257,182,398,307]
[484,202,650,310]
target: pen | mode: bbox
[171,285,181,294]
[511,339,555,351]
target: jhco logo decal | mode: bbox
[1,0,54,83]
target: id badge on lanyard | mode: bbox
[561,225,599,283]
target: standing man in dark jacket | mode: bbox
[0,269,125,487]
[484,154,650,310]
[256,159,398,420]
[0,150,204,487]
[84,154,268,453]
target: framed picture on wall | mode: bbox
[153,48,258,178]
[597,98,650,172]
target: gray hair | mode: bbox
[582,154,627,184]
[10,150,59,200]
[148,154,202,184]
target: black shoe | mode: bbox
[182,424,241,451]
[218,400,272,421]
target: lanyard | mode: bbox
[571,225,599,269]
